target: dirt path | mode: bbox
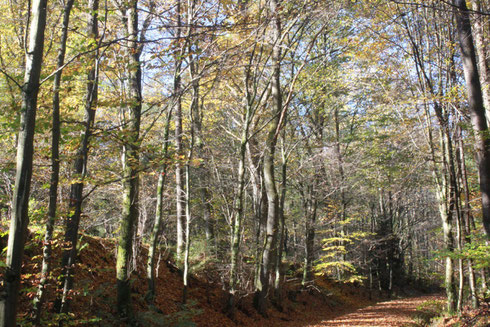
[304,294,444,327]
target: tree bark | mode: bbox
[255,0,282,315]
[0,1,48,326]
[273,146,287,308]
[457,126,479,308]
[57,0,99,313]
[228,91,253,315]
[146,107,172,304]
[454,0,490,240]
[116,0,142,318]
[32,0,74,322]
[302,187,316,286]
[174,0,185,262]
[470,0,490,121]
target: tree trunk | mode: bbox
[57,0,99,313]
[182,162,191,304]
[454,0,490,240]
[0,1,47,326]
[457,126,479,308]
[116,0,142,318]
[228,100,252,315]
[248,138,266,289]
[174,0,185,262]
[470,0,490,121]
[302,188,317,286]
[146,108,172,304]
[273,147,287,308]
[32,0,74,322]
[334,107,347,270]
[254,0,282,315]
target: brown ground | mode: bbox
[1,233,447,326]
[302,294,444,327]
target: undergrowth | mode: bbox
[402,299,445,327]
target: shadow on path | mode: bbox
[281,294,445,327]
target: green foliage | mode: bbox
[28,199,47,225]
[187,238,218,273]
[403,300,446,327]
[315,218,369,283]
[457,233,490,270]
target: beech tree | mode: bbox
[454,0,490,241]
[57,0,100,313]
[0,1,48,326]
[32,0,75,321]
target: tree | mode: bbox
[0,0,48,326]
[453,0,490,241]
[57,0,100,313]
[116,0,150,318]
[32,0,75,321]
[254,0,283,315]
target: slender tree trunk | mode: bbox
[439,131,456,314]
[228,97,252,315]
[174,0,185,262]
[32,0,74,322]
[182,162,191,304]
[254,0,282,315]
[193,101,213,244]
[456,209,464,313]
[470,0,490,120]
[273,147,287,308]
[0,1,48,326]
[116,0,142,318]
[248,139,266,289]
[57,0,99,313]
[334,107,347,269]
[146,108,173,304]
[302,188,317,286]
[457,126,479,308]
[423,103,456,313]
[454,0,490,240]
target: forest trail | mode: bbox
[302,294,444,327]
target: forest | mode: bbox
[0,0,489,326]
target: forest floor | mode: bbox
[300,294,444,327]
[2,231,487,326]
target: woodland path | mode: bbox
[301,294,444,327]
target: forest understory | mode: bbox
[0,231,487,327]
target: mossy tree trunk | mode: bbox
[58,0,99,314]
[33,0,74,322]
[0,1,47,326]
[116,0,152,318]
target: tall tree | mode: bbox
[453,0,490,240]
[116,0,149,318]
[470,0,490,119]
[146,107,173,304]
[57,0,99,313]
[255,0,283,315]
[32,0,75,322]
[174,0,185,262]
[0,0,48,326]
